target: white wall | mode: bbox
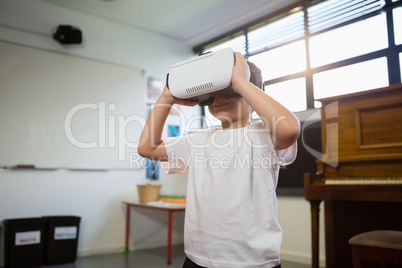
[279,197,326,266]
[0,0,193,76]
[0,0,325,265]
[0,0,193,257]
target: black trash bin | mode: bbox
[42,216,81,265]
[2,217,46,268]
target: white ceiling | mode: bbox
[42,0,299,47]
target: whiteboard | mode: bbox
[0,42,146,169]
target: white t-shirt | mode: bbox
[164,120,297,268]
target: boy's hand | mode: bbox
[231,52,251,94]
[160,85,199,106]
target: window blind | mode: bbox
[196,0,390,56]
[203,31,246,55]
[247,11,305,53]
[308,0,385,34]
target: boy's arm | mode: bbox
[232,52,301,150]
[137,86,198,161]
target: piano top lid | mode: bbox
[316,83,402,104]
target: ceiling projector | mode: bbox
[166,47,240,106]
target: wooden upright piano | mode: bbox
[304,84,402,268]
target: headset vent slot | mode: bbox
[186,82,213,94]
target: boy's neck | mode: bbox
[221,118,250,130]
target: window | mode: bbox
[248,40,306,81]
[195,0,402,113]
[313,57,388,100]
[394,7,402,45]
[400,53,402,78]
[265,78,307,112]
[309,14,388,67]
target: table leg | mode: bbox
[310,200,321,268]
[125,204,131,252]
[167,211,173,264]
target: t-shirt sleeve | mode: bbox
[163,135,191,174]
[277,141,297,166]
[253,120,298,166]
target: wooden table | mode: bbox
[122,201,185,264]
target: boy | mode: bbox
[138,52,300,268]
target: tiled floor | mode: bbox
[42,244,310,268]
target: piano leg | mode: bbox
[310,200,322,268]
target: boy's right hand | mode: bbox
[160,85,199,107]
[138,85,198,161]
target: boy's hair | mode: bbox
[247,60,265,92]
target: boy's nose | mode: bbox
[212,95,225,100]
[199,96,214,106]
[202,95,225,107]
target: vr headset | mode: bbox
[166,47,241,106]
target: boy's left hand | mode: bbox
[231,52,250,94]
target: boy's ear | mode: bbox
[247,60,264,91]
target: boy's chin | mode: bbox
[213,114,236,124]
